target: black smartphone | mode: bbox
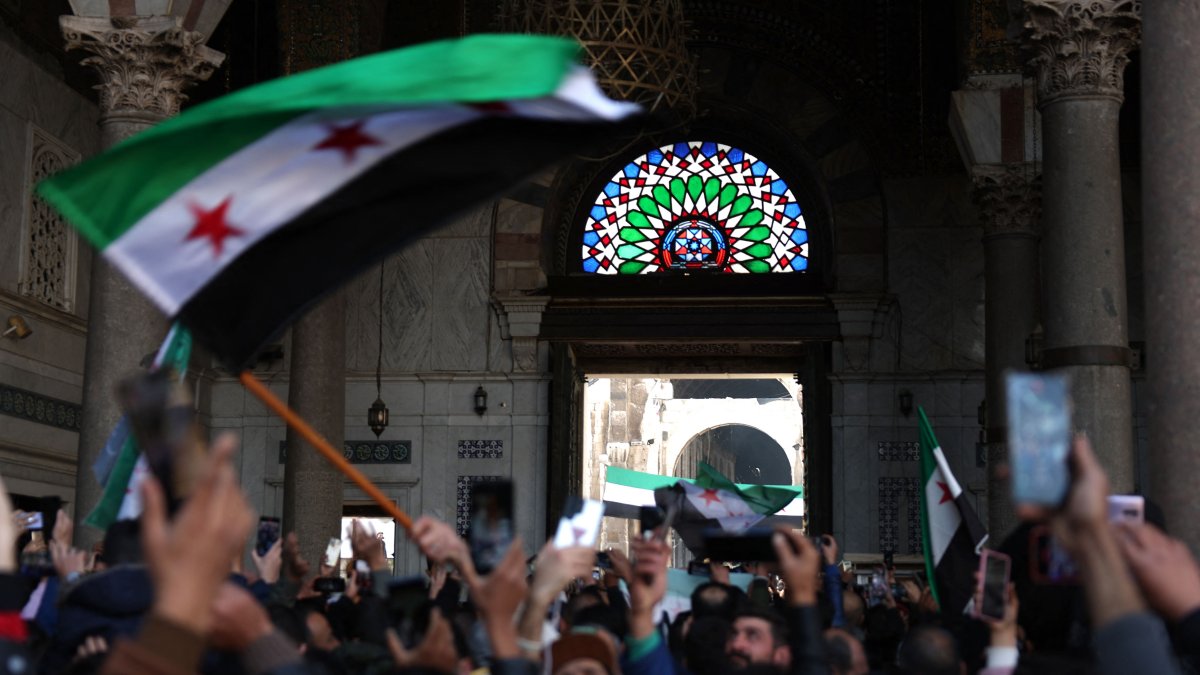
[639,505,665,538]
[388,575,432,647]
[468,480,514,575]
[596,551,612,570]
[974,550,1011,622]
[119,370,195,514]
[256,517,281,557]
[1006,371,1072,507]
[312,576,347,594]
[687,560,711,577]
[703,528,781,562]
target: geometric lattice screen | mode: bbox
[581,140,808,274]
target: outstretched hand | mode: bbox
[251,538,282,585]
[469,538,527,659]
[628,537,670,638]
[141,433,255,636]
[773,528,821,606]
[1115,522,1200,623]
[412,516,475,586]
[387,608,458,672]
[530,541,595,604]
[350,519,388,571]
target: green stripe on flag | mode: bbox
[917,406,942,609]
[695,462,797,515]
[605,464,803,499]
[37,34,582,250]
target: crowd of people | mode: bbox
[0,431,1196,674]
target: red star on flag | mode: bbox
[313,120,382,163]
[572,527,586,545]
[185,196,243,257]
[937,481,954,505]
[700,488,722,506]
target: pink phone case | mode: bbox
[973,550,1011,622]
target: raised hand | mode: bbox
[53,509,74,546]
[1115,522,1200,623]
[530,541,595,604]
[350,519,388,571]
[628,537,670,638]
[140,432,255,635]
[251,538,283,585]
[208,582,274,651]
[50,538,87,579]
[820,533,840,566]
[607,547,633,585]
[281,532,310,584]
[387,608,458,672]
[773,527,821,606]
[412,516,475,585]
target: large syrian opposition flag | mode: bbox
[653,462,800,557]
[602,465,805,523]
[38,34,639,369]
[918,407,989,616]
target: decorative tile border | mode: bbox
[878,441,919,461]
[457,440,503,459]
[456,475,504,536]
[278,440,411,464]
[0,383,80,432]
[878,477,922,554]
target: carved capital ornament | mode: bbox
[972,164,1042,238]
[60,15,224,121]
[1024,0,1141,105]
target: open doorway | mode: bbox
[580,375,803,558]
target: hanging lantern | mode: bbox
[368,396,389,438]
[500,0,697,122]
[368,261,388,438]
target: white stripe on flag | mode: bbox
[925,445,963,564]
[601,481,656,508]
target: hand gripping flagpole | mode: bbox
[238,370,413,532]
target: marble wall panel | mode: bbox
[429,238,490,372]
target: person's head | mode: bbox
[303,609,340,652]
[100,519,142,566]
[727,608,789,670]
[551,632,620,675]
[571,604,627,648]
[562,587,606,630]
[824,628,868,675]
[896,625,964,675]
[842,589,865,628]
[685,615,732,675]
[692,581,738,621]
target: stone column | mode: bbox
[61,15,223,547]
[974,165,1040,538]
[1025,0,1140,491]
[1142,3,1200,553]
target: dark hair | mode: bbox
[268,604,308,646]
[733,607,788,648]
[824,632,854,673]
[692,581,739,621]
[101,520,142,566]
[563,586,606,626]
[685,616,732,675]
[896,625,960,675]
[571,603,628,642]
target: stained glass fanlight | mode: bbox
[581,141,808,274]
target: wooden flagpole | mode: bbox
[239,370,413,533]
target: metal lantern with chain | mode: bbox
[368,262,389,437]
[500,0,697,123]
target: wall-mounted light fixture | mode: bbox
[898,389,914,417]
[474,386,488,416]
[2,315,32,340]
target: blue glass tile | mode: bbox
[784,203,802,218]
[590,205,608,221]
[791,256,808,271]
[674,142,690,157]
[583,258,600,273]
[790,229,808,245]
[728,147,744,163]
[623,162,640,178]
[583,231,600,246]
[701,141,717,157]
[751,161,768,176]
[771,179,789,195]
[604,182,620,197]
[647,148,664,165]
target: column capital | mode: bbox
[972,164,1042,239]
[1024,0,1141,106]
[60,15,224,123]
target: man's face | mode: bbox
[554,658,608,675]
[727,617,788,669]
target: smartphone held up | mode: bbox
[974,549,1011,622]
[1006,371,1072,508]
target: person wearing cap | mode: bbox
[551,631,621,675]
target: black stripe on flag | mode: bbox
[935,493,989,616]
[178,115,638,369]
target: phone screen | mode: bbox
[468,480,514,575]
[388,576,431,647]
[979,552,1010,620]
[1006,372,1072,507]
[256,517,281,557]
[1107,495,1145,524]
[323,537,341,568]
[1029,525,1079,585]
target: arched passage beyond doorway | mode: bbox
[674,424,792,485]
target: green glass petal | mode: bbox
[718,183,738,208]
[730,195,753,217]
[653,184,673,210]
[741,225,771,242]
[627,210,652,229]
[617,244,648,260]
[744,259,771,273]
[619,227,649,243]
[670,177,686,205]
[739,209,764,228]
[637,196,661,219]
[618,260,649,274]
[686,175,702,202]
[744,242,773,258]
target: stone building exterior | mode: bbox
[1,0,1189,571]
